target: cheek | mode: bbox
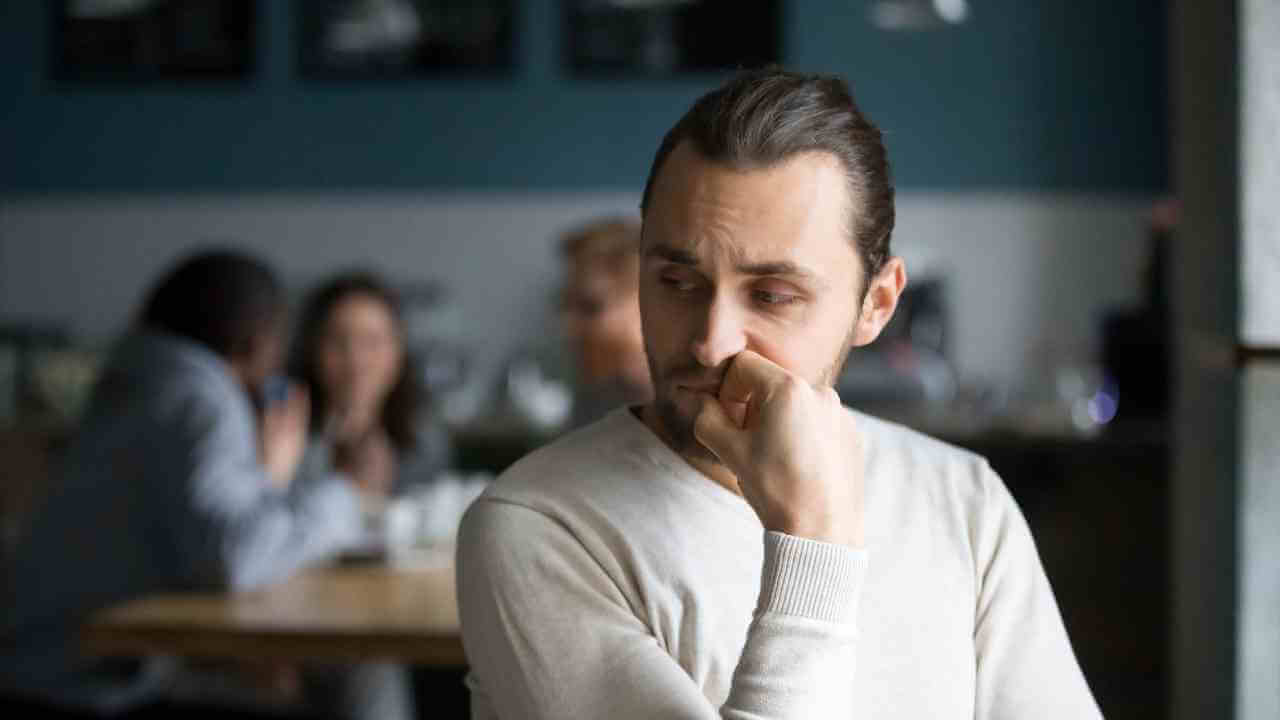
[368,345,403,388]
[318,348,347,387]
[387,348,406,385]
[744,309,854,384]
[638,286,665,346]
[745,332,805,376]
[639,297,690,366]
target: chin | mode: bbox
[654,393,719,464]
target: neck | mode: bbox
[336,422,383,449]
[638,404,742,497]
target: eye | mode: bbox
[752,289,800,306]
[660,273,700,293]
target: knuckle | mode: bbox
[776,373,802,396]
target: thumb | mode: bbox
[693,395,748,468]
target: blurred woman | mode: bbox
[291,271,450,503]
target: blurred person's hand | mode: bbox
[261,383,310,491]
[338,428,397,498]
[693,351,865,549]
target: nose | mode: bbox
[690,293,746,369]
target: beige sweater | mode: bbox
[457,408,1102,719]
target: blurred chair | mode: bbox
[0,427,59,571]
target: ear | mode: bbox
[851,257,907,347]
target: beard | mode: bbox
[651,372,718,461]
[644,330,855,463]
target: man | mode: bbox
[558,217,653,426]
[458,69,1102,718]
[0,251,376,717]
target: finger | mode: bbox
[692,394,748,468]
[287,384,310,420]
[722,397,748,428]
[718,350,788,407]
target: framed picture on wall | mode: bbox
[298,0,515,79]
[565,0,781,76]
[53,0,254,83]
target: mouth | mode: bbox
[676,384,720,396]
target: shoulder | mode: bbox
[478,409,664,514]
[80,334,246,446]
[459,409,700,568]
[855,409,989,474]
[455,416,627,598]
[852,409,1004,518]
[118,333,248,419]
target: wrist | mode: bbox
[767,510,862,549]
[265,463,292,490]
[758,531,868,624]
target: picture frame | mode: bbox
[564,0,781,77]
[297,0,516,80]
[52,0,254,83]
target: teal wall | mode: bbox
[0,1,1168,193]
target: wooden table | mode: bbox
[82,561,465,667]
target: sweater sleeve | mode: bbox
[971,463,1103,719]
[457,497,868,720]
[170,385,364,592]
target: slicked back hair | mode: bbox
[640,68,895,287]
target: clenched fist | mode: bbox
[693,351,865,548]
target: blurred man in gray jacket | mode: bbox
[0,251,366,717]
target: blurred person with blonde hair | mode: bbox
[558,217,653,425]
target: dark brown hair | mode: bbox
[640,67,895,283]
[140,249,284,359]
[289,271,421,452]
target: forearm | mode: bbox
[721,532,867,719]
[183,464,363,591]
[462,501,868,720]
[220,476,362,590]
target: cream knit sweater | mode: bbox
[458,408,1102,719]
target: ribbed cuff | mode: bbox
[756,531,868,625]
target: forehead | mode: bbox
[643,142,859,273]
[328,293,396,327]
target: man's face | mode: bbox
[639,142,865,457]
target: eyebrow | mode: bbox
[643,242,822,283]
[643,243,699,266]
